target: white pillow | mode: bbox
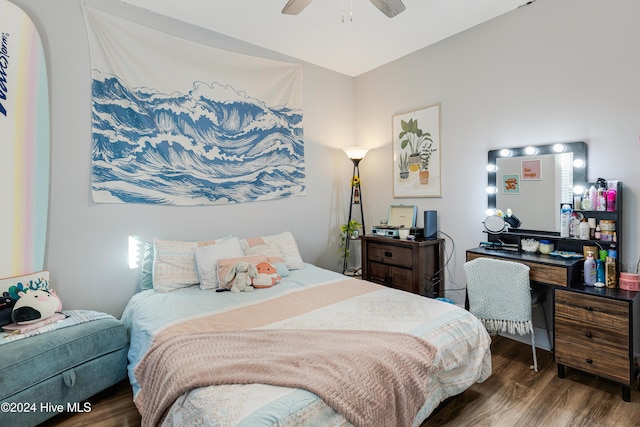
[262,231,304,270]
[241,231,304,270]
[195,237,245,290]
[152,238,217,292]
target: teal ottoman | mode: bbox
[0,311,129,427]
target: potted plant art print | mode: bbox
[392,104,441,197]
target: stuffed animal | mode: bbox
[11,289,62,324]
[224,261,258,293]
[0,293,17,327]
[252,262,281,288]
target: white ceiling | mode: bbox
[122,0,526,77]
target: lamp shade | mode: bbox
[343,147,369,160]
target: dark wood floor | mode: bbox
[41,336,640,427]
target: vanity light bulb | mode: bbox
[486,186,498,195]
[573,185,585,195]
[573,158,585,168]
[499,149,511,157]
[524,146,537,155]
[486,164,497,172]
[553,143,565,153]
[485,208,497,216]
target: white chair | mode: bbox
[464,257,538,372]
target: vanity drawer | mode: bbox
[554,315,628,353]
[367,243,413,268]
[555,290,629,330]
[466,252,568,287]
[555,339,630,384]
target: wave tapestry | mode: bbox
[82,6,304,205]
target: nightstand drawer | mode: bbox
[555,339,630,384]
[555,290,629,329]
[388,266,412,293]
[366,262,388,285]
[367,243,412,268]
[554,314,628,353]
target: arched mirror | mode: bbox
[487,141,587,233]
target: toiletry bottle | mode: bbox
[560,204,572,238]
[596,259,605,283]
[605,256,617,288]
[570,216,580,239]
[584,251,596,286]
[579,218,590,240]
[594,225,601,240]
[607,187,617,211]
[589,185,597,211]
[608,243,617,259]
[597,186,606,211]
[582,189,591,210]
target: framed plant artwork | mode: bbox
[392,103,441,198]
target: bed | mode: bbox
[121,233,492,427]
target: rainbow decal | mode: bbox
[0,0,50,278]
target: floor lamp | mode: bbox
[342,147,368,275]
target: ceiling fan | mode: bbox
[282,0,406,18]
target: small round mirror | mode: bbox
[483,215,507,234]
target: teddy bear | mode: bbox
[224,261,258,293]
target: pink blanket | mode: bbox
[135,328,437,427]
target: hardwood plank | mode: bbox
[39,380,140,427]
[425,336,640,427]
[42,336,640,426]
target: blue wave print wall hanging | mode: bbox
[83,6,305,205]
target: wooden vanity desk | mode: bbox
[466,247,640,402]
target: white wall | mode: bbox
[14,0,640,314]
[13,0,356,316]
[355,0,640,303]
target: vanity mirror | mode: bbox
[487,141,587,233]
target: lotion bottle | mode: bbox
[579,219,590,240]
[560,204,572,238]
[589,185,597,211]
[584,251,596,286]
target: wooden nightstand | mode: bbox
[361,235,444,298]
[555,287,640,402]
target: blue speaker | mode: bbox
[424,210,438,239]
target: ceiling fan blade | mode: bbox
[369,0,406,18]
[282,0,314,15]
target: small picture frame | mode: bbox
[521,159,541,181]
[502,174,520,194]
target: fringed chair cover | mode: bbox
[464,257,538,371]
